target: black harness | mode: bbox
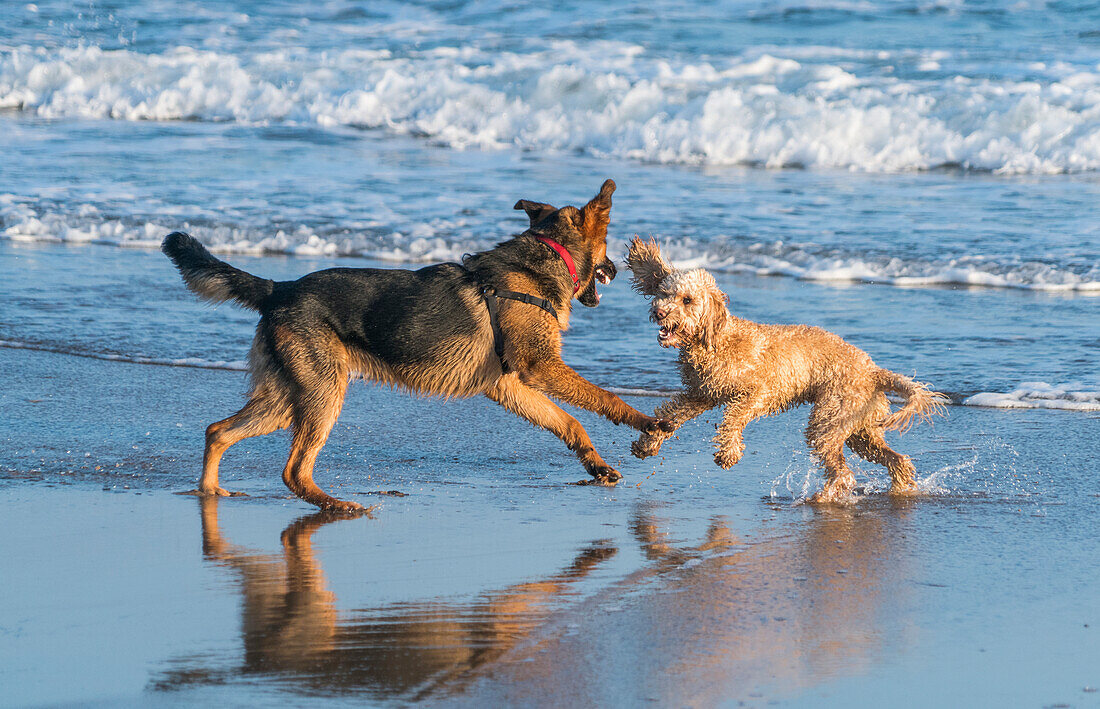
[463,236,576,373]
[478,285,558,373]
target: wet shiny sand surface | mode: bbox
[2,346,1097,707]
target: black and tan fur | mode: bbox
[163,180,671,511]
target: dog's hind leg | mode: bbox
[846,393,918,495]
[847,428,917,495]
[805,397,860,503]
[191,332,293,497]
[274,327,360,512]
[283,399,360,512]
[198,390,291,497]
[486,375,621,483]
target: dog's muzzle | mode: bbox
[579,258,616,307]
[656,322,681,347]
[595,260,616,285]
[652,307,681,348]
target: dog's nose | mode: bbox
[654,307,669,320]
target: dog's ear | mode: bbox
[697,275,729,348]
[576,178,615,241]
[514,199,557,228]
[627,236,673,296]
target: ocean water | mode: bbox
[1,2,1099,706]
[4,0,1100,407]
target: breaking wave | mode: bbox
[3,208,1097,292]
[4,42,1100,174]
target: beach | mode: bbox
[4,0,1100,705]
[2,244,1099,706]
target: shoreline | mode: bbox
[4,335,1099,412]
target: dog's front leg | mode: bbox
[632,393,717,459]
[520,359,672,435]
[712,392,763,469]
[486,375,623,483]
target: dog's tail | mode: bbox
[162,232,274,312]
[875,369,949,433]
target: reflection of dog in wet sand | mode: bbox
[163,180,672,511]
[155,499,909,702]
[626,238,946,502]
[151,498,617,700]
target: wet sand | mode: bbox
[2,346,1098,707]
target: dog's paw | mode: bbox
[641,417,674,435]
[588,464,622,485]
[632,438,658,459]
[180,487,248,498]
[887,481,920,496]
[713,449,741,469]
[807,481,857,504]
[320,498,366,514]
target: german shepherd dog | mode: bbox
[164,180,672,511]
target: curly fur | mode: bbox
[627,237,947,502]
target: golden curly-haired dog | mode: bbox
[627,238,946,502]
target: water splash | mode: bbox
[918,438,1032,499]
[768,436,1032,502]
[768,447,820,501]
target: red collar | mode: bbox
[535,236,580,294]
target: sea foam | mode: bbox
[3,207,1098,293]
[3,42,1100,173]
[962,382,1100,411]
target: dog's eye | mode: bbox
[682,296,692,305]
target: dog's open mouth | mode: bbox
[657,322,680,347]
[580,261,616,307]
[591,265,612,303]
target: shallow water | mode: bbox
[2,238,1097,407]
[2,0,1100,705]
[2,345,1098,707]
